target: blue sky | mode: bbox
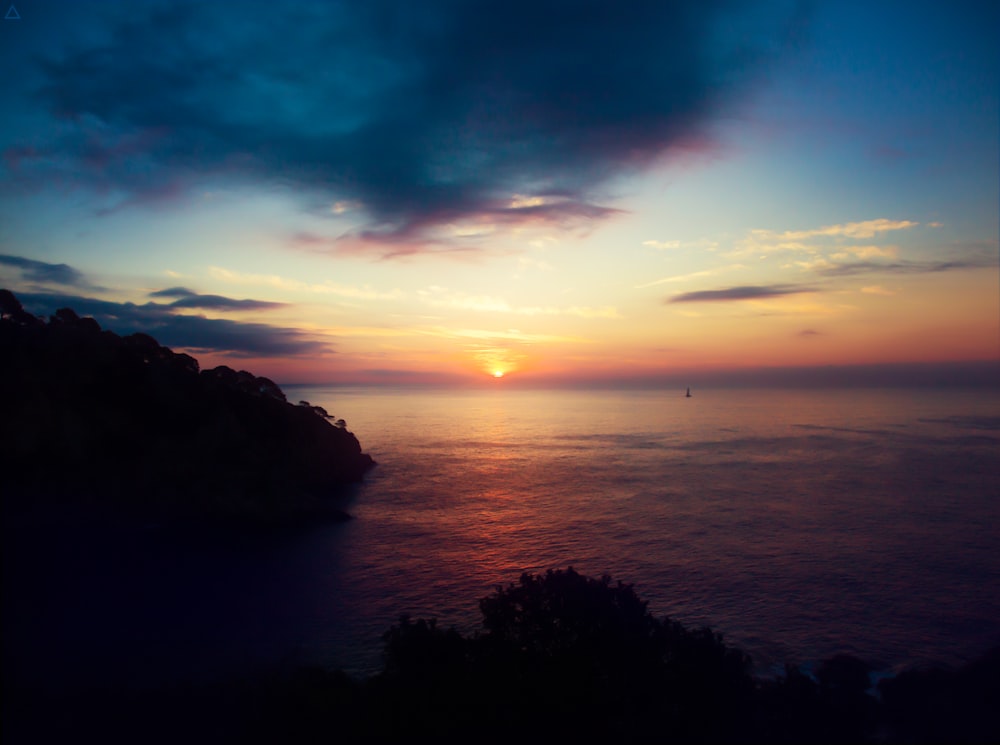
[1,1,996,385]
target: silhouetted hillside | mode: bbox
[0,289,374,523]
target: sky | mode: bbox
[1,0,997,387]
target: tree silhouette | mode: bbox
[373,567,755,741]
[0,289,374,523]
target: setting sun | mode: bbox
[492,370,504,378]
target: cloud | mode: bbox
[816,258,994,277]
[292,230,493,262]
[752,219,919,241]
[137,314,324,356]
[206,266,405,301]
[636,263,745,288]
[783,257,834,271]
[667,284,816,303]
[293,197,625,259]
[0,254,89,287]
[731,219,920,259]
[7,1,804,253]
[829,245,899,260]
[148,286,198,299]
[14,291,327,357]
[642,238,720,252]
[860,285,895,295]
[148,286,286,311]
[782,244,995,278]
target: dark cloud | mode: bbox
[667,284,815,303]
[798,329,822,336]
[14,291,326,357]
[293,230,495,261]
[139,314,323,356]
[148,286,286,311]
[817,258,995,277]
[149,287,198,298]
[0,254,87,286]
[314,198,628,259]
[7,1,804,252]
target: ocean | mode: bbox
[5,385,1000,686]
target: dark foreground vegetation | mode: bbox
[5,568,998,744]
[0,289,374,523]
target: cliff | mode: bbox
[0,289,375,523]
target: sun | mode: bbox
[492,370,505,379]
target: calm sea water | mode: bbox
[5,386,1000,687]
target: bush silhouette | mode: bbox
[369,567,755,742]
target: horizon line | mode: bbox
[278,359,1000,391]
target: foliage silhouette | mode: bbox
[0,290,374,524]
[368,567,756,742]
[237,569,1000,744]
[879,647,1000,745]
[4,565,1000,743]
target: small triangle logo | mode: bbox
[4,5,19,20]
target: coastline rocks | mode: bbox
[0,290,375,524]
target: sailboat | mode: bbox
[685,387,692,398]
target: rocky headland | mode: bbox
[0,289,375,524]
